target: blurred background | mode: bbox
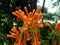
[37,0,60,23]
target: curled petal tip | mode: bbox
[12,12,14,14]
[15,11,18,12]
[24,7,27,8]
[7,34,10,37]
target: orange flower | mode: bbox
[35,7,42,13]
[7,27,23,45]
[34,35,39,42]
[7,27,19,38]
[58,41,60,45]
[53,40,57,45]
[32,42,41,45]
[24,7,29,16]
[32,34,40,45]
[12,7,43,26]
[11,27,18,35]
[21,41,26,45]
[25,30,30,40]
[55,23,60,31]
[33,18,43,28]
[7,34,17,39]
[13,36,22,45]
[45,22,54,31]
[8,7,43,45]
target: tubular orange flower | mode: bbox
[12,12,25,21]
[32,42,41,45]
[58,41,60,45]
[32,13,38,20]
[34,35,39,42]
[24,7,29,16]
[32,13,43,21]
[7,34,17,38]
[10,32,16,36]
[8,7,43,45]
[25,30,30,41]
[11,27,18,35]
[35,7,42,13]
[37,23,43,28]
[53,40,57,45]
[13,38,21,45]
[28,12,32,18]
[12,7,43,26]
[12,12,21,19]
[33,19,43,28]
[55,23,60,31]
[32,9,35,15]
[45,22,54,31]
[32,34,40,45]
[23,24,31,41]
[21,41,26,45]
[15,11,25,21]
[18,27,22,33]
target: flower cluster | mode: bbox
[7,7,43,45]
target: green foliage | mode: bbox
[10,0,16,3]
[44,13,55,20]
[41,40,50,45]
[52,2,57,7]
[51,0,60,7]
[0,32,9,45]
